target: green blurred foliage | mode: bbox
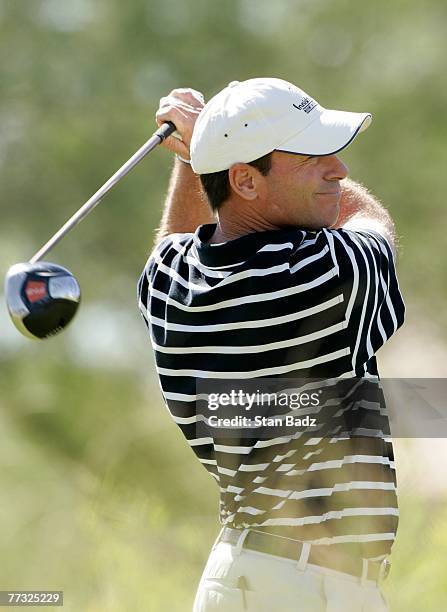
[2,358,447,610]
[1,0,446,315]
[1,0,447,609]
[0,354,218,610]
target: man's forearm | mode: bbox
[154,159,214,245]
[333,178,397,251]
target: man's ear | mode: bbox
[228,164,265,201]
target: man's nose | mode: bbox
[324,155,349,180]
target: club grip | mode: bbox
[155,121,177,141]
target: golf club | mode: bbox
[5,121,176,340]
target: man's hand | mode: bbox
[155,88,205,161]
[152,87,213,245]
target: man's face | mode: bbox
[262,151,349,229]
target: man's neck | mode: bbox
[206,217,280,244]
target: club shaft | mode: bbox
[30,122,176,264]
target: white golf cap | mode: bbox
[190,77,372,174]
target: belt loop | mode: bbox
[360,558,369,587]
[378,558,391,585]
[234,528,250,557]
[212,527,225,552]
[296,541,311,572]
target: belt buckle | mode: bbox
[379,558,391,583]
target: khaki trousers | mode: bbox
[193,529,389,612]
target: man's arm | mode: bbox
[331,178,405,371]
[154,160,214,244]
[333,178,397,255]
[152,88,214,246]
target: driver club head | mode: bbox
[3,124,175,341]
[5,262,81,340]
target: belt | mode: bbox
[220,527,390,584]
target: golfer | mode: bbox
[137,78,405,611]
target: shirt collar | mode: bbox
[193,223,305,267]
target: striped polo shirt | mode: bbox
[137,222,405,560]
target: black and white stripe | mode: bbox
[137,223,405,559]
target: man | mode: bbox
[137,78,405,611]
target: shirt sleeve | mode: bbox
[325,227,405,375]
[136,236,172,330]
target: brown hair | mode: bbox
[199,152,273,212]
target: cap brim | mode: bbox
[276,108,372,157]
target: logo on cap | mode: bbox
[293,97,317,114]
